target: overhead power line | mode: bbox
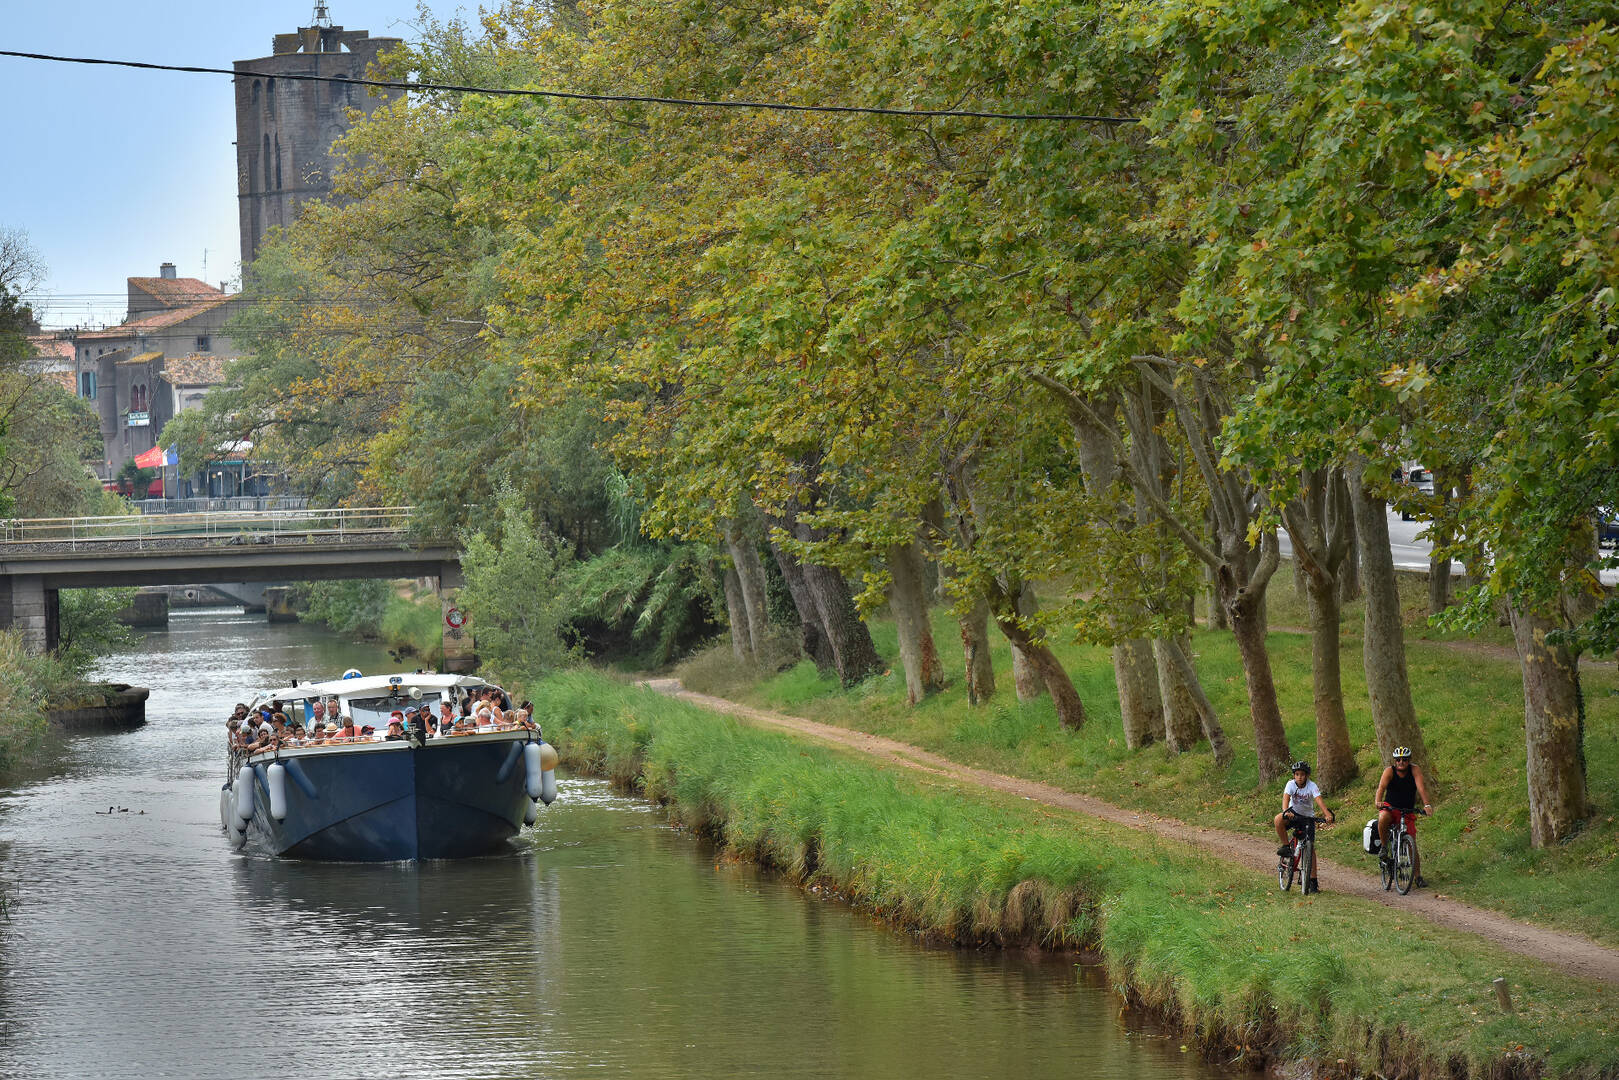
[0,49,1146,125]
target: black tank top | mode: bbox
[1385,767,1418,810]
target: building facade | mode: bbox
[234,11,403,267]
[71,265,240,478]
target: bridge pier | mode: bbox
[0,575,59,654]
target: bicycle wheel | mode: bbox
[1379,839,1395,890]
[1300,840,1314,892]
[1278,846,1297,891]
[1394,833,1416,895]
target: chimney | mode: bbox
[160,263,178,280]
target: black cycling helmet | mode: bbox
[1290,760,1311,774]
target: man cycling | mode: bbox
[1274,760,1334,894]
[1374,746,1433,888]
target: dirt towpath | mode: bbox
[642,679,1619,986]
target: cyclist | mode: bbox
[1274,760,1335,893]
[1374,746,1433,887]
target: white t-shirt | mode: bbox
[1284,779,1321,817]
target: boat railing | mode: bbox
[0,506,432,549]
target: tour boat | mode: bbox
[220,672,558,861]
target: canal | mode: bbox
[0,609,1224,1079]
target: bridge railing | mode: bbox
[0,506,422,549]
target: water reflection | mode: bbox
[0,611,1219,1079]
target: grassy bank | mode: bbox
[293,580,444,666]
[679,598,1619,947]
[536,670,1618,1080]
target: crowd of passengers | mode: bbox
[225,686,538,755]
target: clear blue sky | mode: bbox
[3,3,463,329]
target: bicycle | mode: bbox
[1277,813,1321,894]
[1378,805,1426,895]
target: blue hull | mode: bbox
[233,734,535,861]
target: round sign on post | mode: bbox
[445,607,466,631]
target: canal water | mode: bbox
[0,609,1223,1079]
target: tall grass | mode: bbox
[538,671,1619,1080]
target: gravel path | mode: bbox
[642,678,1619,986]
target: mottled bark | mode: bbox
[888,537,945,705]
[1281,469,1357,793]
[722,565,751,661]
[1066,385,1165,745]
[958,596,996,705]
[1154,635,1203,752]
[1009,582,1046,703]
[798,557,884,687]
[993,604,1087,730]
[1510,607,1589,848]
[1346,459,1429,773]
[1426,464,1461,616]
[1305,573,1355,792]
[1115,638,1163,749]
[1161,635,1233,768]
[770,541,835,676]
[1226,575,1291,783]
[725,521,773,657]
[1206,564,1228,630]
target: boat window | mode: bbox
[343,693,442,726]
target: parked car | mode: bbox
[1399,466,1434,521]
[1600,507,1619,548]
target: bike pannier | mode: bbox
[1363,819,1381,854]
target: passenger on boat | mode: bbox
[438,699,456,734]
[320,721,339,744]
[307,699,326,728]
[338,715,358,741]
[385,717,406,742]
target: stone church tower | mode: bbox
[234,5,403,267]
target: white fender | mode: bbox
[230,823,247,848]
[538,742,558,805]
[267,762,288,821]
[235,765,255,821]
[524,742,545,799]
[220,786,232,831]
[524,799,539,826]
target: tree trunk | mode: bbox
[1206,564,1228,630]
[1226,583,1292,783]
[1346,459,1429,773]
[1154,635,1203,751]
[726,522,773,657]
[1161,635,1233,767]
[722,565,751,661]
[1115,638,1164,748]
[1281,469,1357,793]
[1335,471,1362,604]
[1510,606,1590,848]
[888,538,945,705]
[770,541,835,676]
[1305,570,1357,792]
[959,596,996,705]
[798,558,885,687]
[994,610,1087,730]
[1009,582,1046,703]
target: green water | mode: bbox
[0,609,1224,1078]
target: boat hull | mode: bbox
[232,733,536,861]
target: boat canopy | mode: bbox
[254,672,489,705]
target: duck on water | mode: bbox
[220,671,558,861]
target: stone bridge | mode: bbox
[0,508,472,668]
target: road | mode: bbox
[1279,509,1619,585]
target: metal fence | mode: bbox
[137,497,310,515]
[0,507,422,549]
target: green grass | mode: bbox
[539,670,1619,1080]
[677,594,1619,948]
